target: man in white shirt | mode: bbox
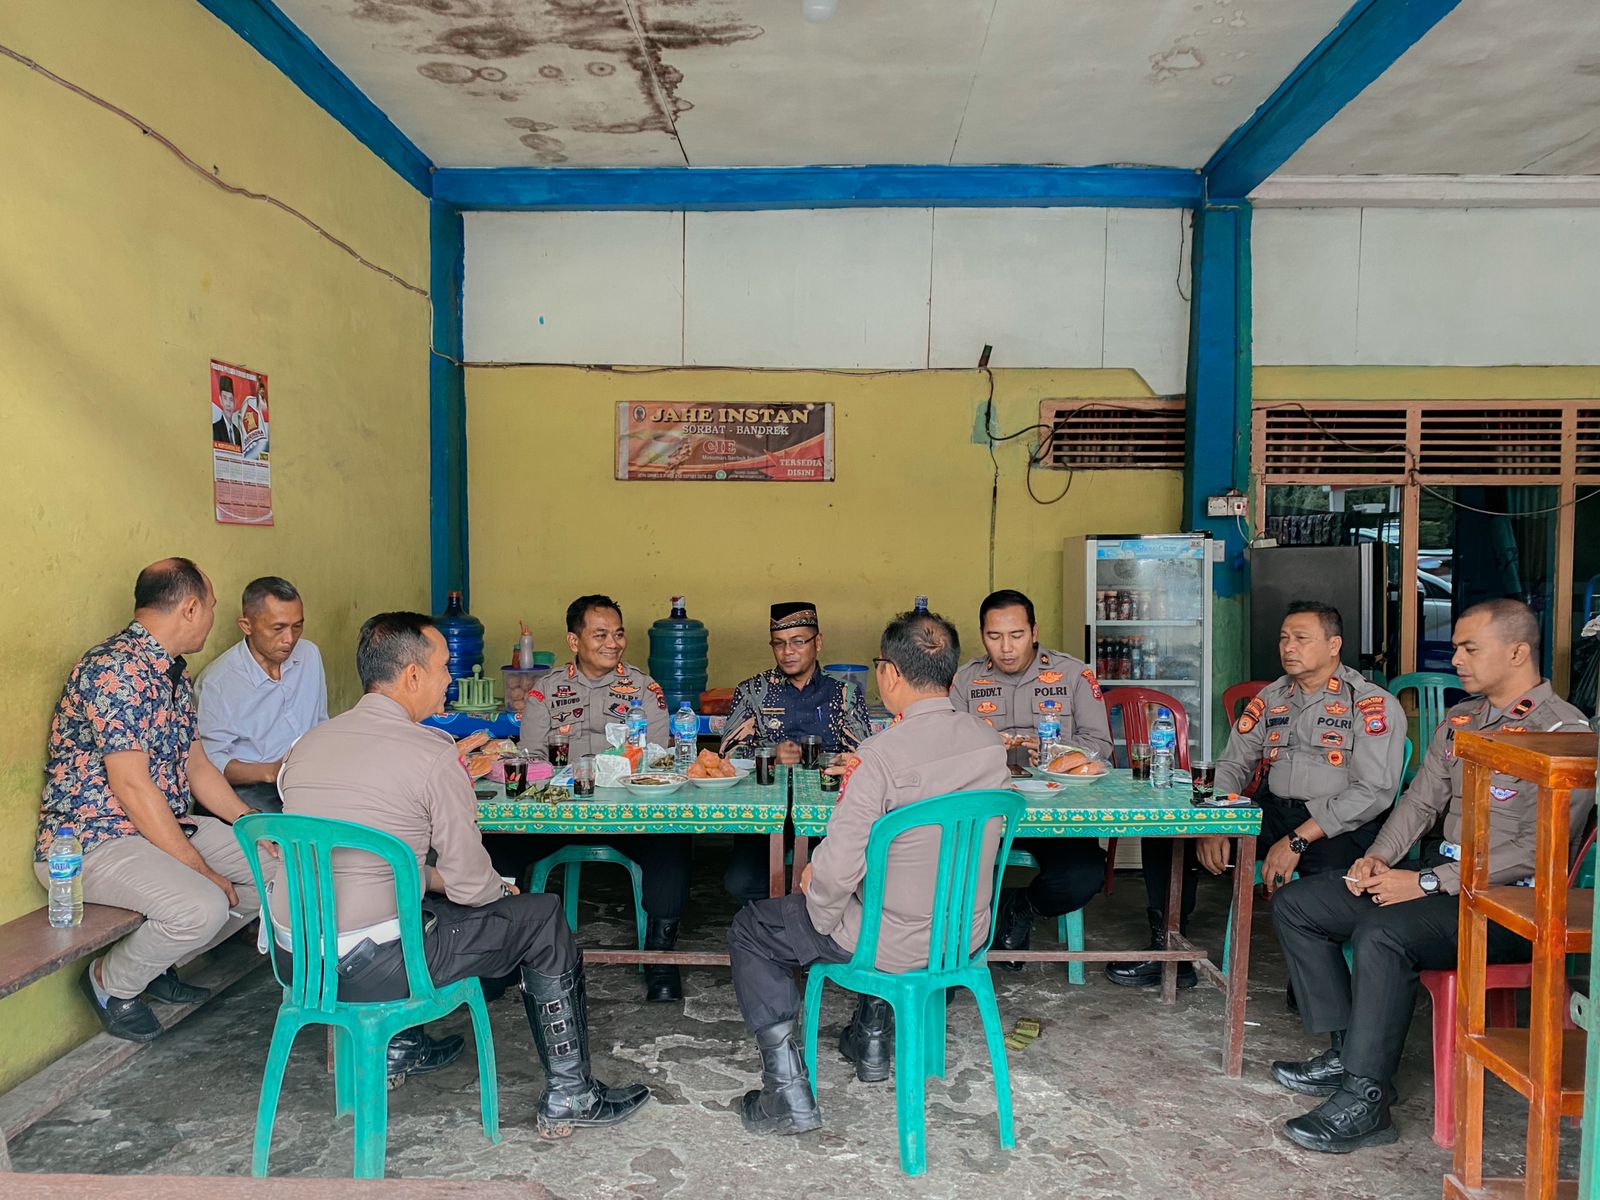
[196,576,328,811]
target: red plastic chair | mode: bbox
[1420,827,1595,1149]
[1222,680,1270,726]
[1099,688,1191,895]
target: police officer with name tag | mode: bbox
[949,589,1112,968]
[1108,600,1407,989]
[519,595,690,1004]
[1268,598,1592,1152]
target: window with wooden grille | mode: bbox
[1036,398,1186,470]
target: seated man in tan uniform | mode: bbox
[276,612,648,1135]
[728,609,1009,1135]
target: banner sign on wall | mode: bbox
[614,402,834,482]
[211,360,273,525]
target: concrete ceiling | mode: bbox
[1285,0,1600,176]
[275,0,1354,169]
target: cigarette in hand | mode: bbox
[1342,875,1360,883]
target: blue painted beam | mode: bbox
[429,202,469,611]
[1182,203,1252,594]
[432,164,1203,211]
[195,0,433,194]
[1205,0,1461,199]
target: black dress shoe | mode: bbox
[386,1026,465,1086]
[142,967,212,1006]
[1271,1047,1344,1096]
[80,967,163,1043]
[1282,1074,1400,1153]
[643,919,684,1003]
[991,888,1034,974]
[838,995,892,1083]
[1104,909,1196,989]
[741,1020,823,1136]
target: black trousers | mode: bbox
[1013,837,1105,918]
[1141,792,1384,916]
[1272,868,1530,1084]
[728,892,850,1032]
[273,892,577,1004]
[725,826,797,909]
[483,833,694,921]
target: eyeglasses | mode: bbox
[872,657,894,670]
[769,634,818,651]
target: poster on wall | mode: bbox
[211,359,273,525]
[614,402,834,482]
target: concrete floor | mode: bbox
[8,846,1578,1197]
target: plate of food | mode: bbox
[684,749,747,789]
[1010,777,1064,796]
[622,772,688,796]
[1036,749,1110,783]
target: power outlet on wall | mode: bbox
[1205,492,1249,518]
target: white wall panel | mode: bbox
[683,210,933,369]
[463,211,684,365]
[1253,209,1362,365]
[1102,209,1193,395]
[1255,207,1600,366]
[928,208,1107,370]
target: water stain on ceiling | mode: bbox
[350,0,762,164]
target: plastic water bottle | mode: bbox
[1036,700,1061,759]
[672,702,698,772]
[913,595,929,614]
[625,698,649,753]
[48,826,84,928]
[1150,707,1177,789]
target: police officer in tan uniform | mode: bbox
[1269,598,1592,1153]
[729,609,1009,1135]
[277,612,648,1134]
[950,589,1112,967]
[1109,600,1407,988]
[517,595,687,1003]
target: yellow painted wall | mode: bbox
[0,1,431,1089]
[468,367,1183,686]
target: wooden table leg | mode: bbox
[1161,838,1183,1005]
[1222,832,1256,1079]
[790,835,811,894]
[768,828,786,899]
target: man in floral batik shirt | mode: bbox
[34,558,258,1042]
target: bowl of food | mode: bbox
[685,749,746,789]
[622,772,688,796]
[1037,749,1110,783]
[729,757,757,773]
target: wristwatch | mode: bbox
[1288,834,1311,855]
[1419,870,1441,895]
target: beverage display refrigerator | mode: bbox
[1062,534,1214,762]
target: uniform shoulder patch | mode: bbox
[1237,696,1266,732]
[1356,695,1388,733]
[1081,668,1103,700]
[838,753,863,793]
[1509,696,1535,718]
[528,689,546,704]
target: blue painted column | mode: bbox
[429,201,469,611]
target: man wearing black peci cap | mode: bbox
[720,601,870,907]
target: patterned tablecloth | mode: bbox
[789,767,1263,838]
[476,768,791,834]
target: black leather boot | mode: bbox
[1281,1073,1399,1153]
[992,887,1035,973]
[741,1020,822,1135]
[838,995,892,1083]
[386,1025,465,1087]
[1271,1030,1345,1096]
[523,961,650,1139]
[644,918,684,1003]
[1104,909,1196,989]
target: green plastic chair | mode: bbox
[529,844,647,950]
[1386,671,1461,784]
[1004,848,1085,985]
[233,813,499,1179]
[801,789,1026,1176]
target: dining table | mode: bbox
[787,766,1264,1077]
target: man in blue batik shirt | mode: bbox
[721,601,869,906]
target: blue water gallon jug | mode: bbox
[434,590,484,703]
[647,595,708,713]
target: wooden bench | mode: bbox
[0,905,260,1171]
[0,1173,554,1198]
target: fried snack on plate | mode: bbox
[464,752,499,779]
[455,730,490,756]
